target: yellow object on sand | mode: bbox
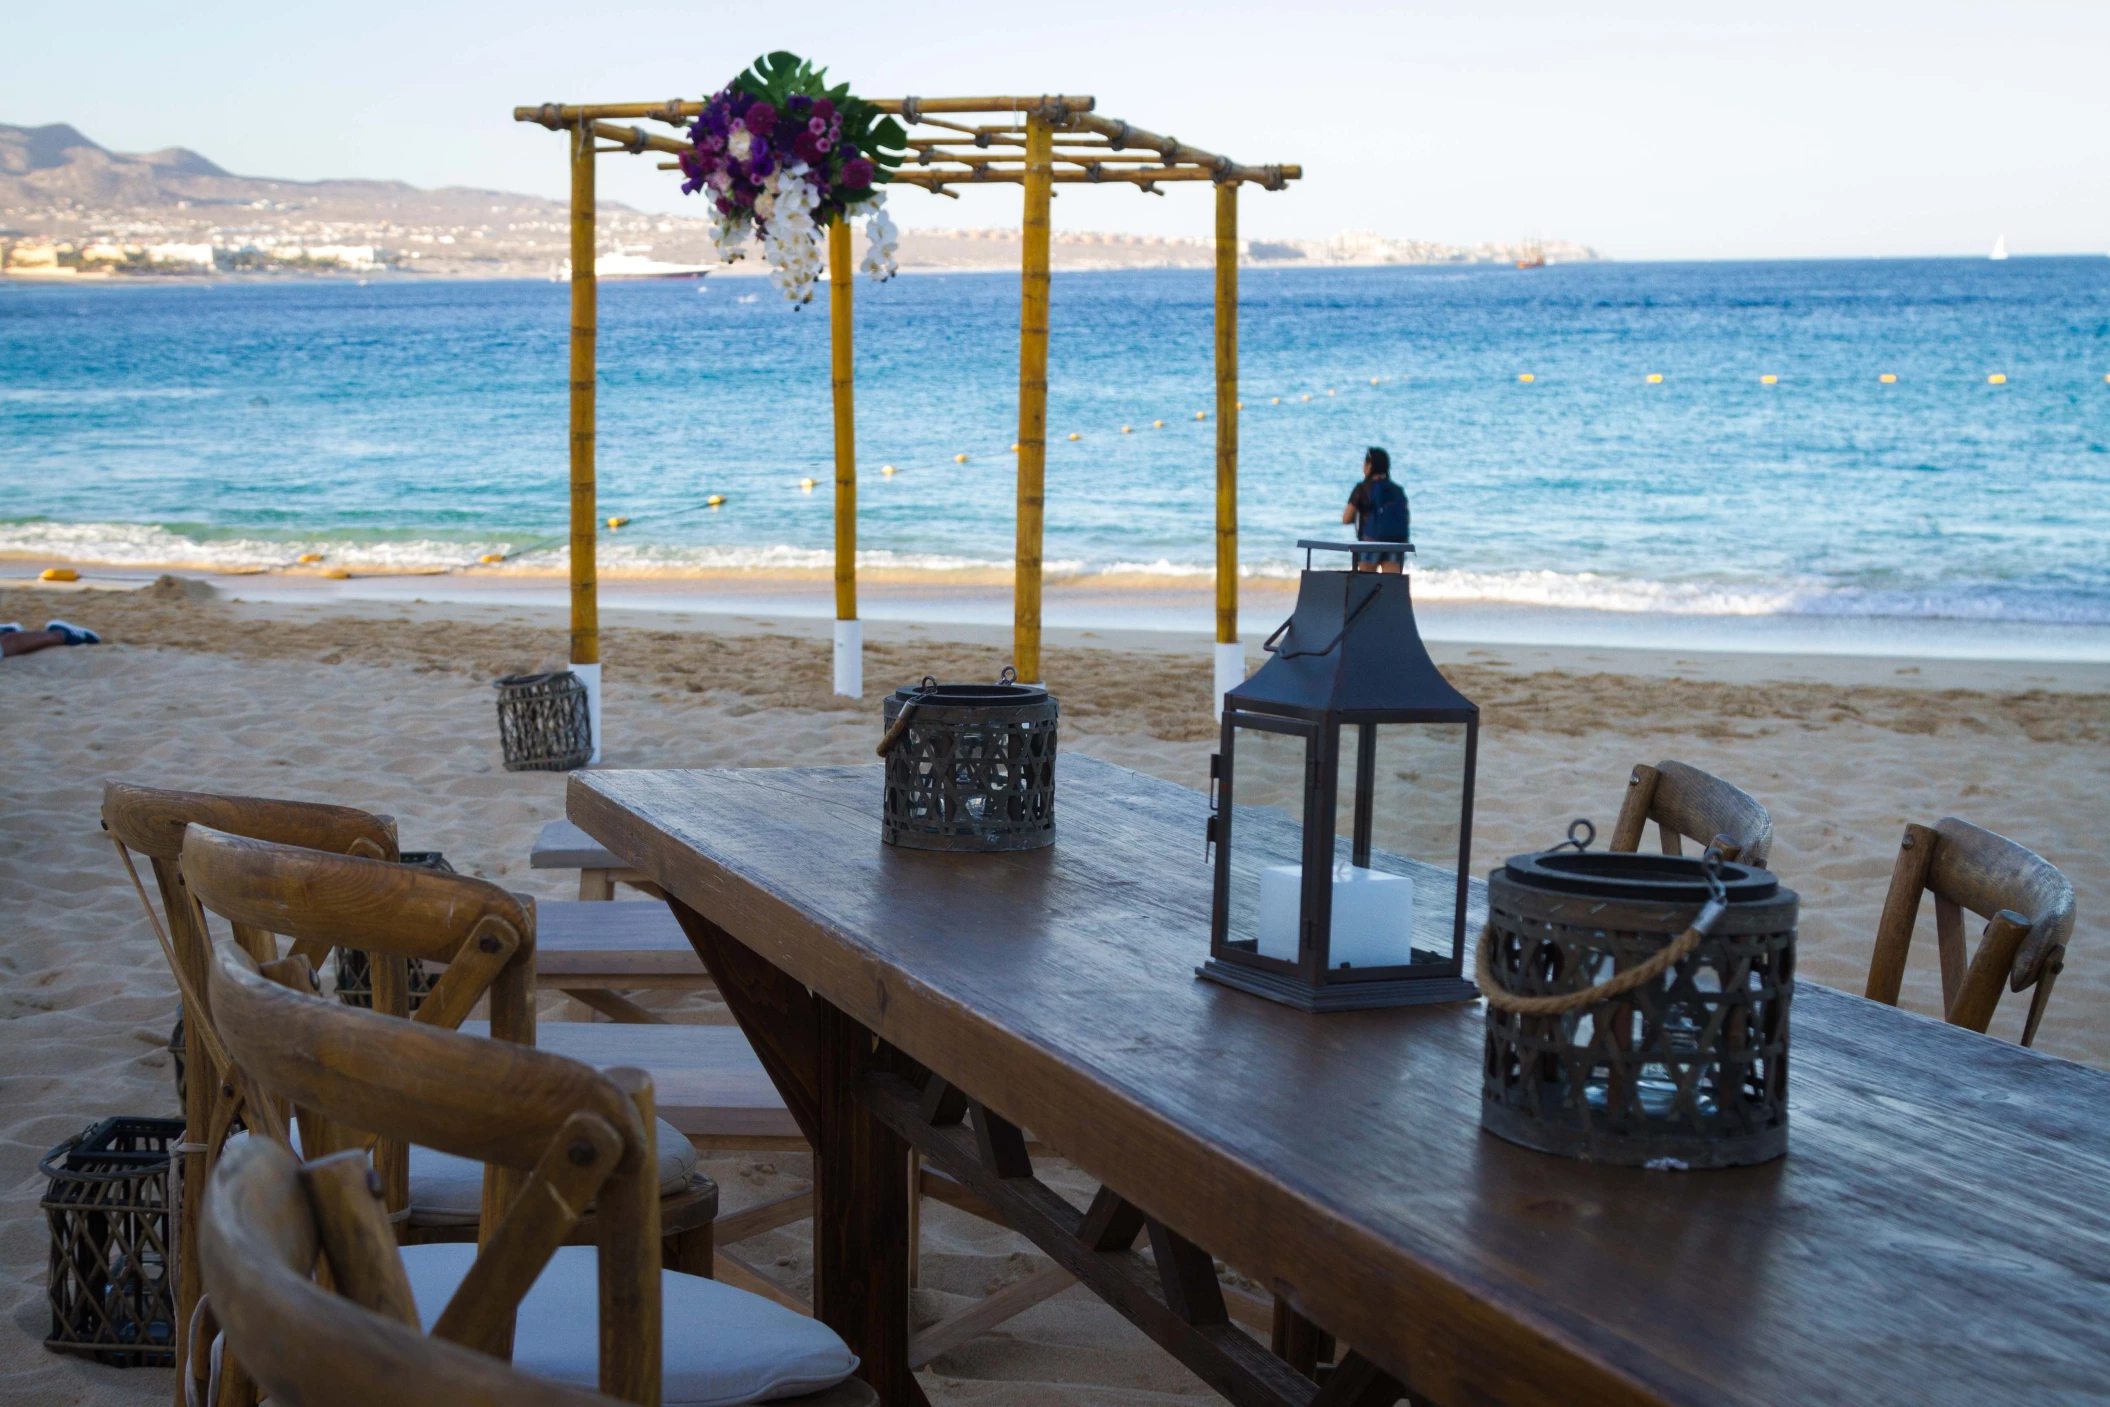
[1517,374,1535,384]
[606,516,629,529]
[479,553,507,564]
[323,568,350,580]
[1760,375,1778,385]
[296,552,324,564]
[40,567,79,582]
[1879,373,1898,384]
[1987,373,2007,385]
[1646,373,1664,384]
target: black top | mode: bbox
[1347,476,1409,541]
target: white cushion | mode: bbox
[401,1244,857,1405]
[406,1116,699,1226]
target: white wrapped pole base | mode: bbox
[1256,863,1415,968]
[833,619,863,698]
[569,661,603,766]
[1213,641,1247,716]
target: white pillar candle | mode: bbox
[1256,863,1415,967]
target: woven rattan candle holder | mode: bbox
[879,671,1058,851]
[1477,839,1797,1168]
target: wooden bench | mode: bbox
[535,898,713,1023]
[532,817,660,900]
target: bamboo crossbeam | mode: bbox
[1064,112,1299,189]
[888,167,1251,187]
[515,97,1096,127]
[871,96,1095,116]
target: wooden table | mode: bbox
[535,898,714,1023]
[571,757,2110,1407]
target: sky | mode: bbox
[6,1,2107,260]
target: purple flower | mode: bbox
[809,116,827,135]
[792,131,821,164]
[746,101,777,132]
[813,98,835,122]
[815,137,831,154]
[841,157,874,188]
[750,151,775,178]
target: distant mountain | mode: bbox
[0,121,570,219]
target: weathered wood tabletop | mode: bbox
[571,756,2110,1407]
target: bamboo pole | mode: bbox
[567,119,603,760]
[1014,113,1052,684]
[1213,181,1240,708]
[828,218,862,697]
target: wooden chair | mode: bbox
[173,823,713,1244]
[102,781,398,1401]
[1609,760,1773,868]
[1865,817,2076,1047]
[196,939,872,1407]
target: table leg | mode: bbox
[817,998,926,1406]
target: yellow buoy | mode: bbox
[606,516,629,529]
[1518,373,1535,384]
[1301,394,1311,402]
[957,453,971,464]
[1068,431,1081,441]
[1760,375,1778,385]
[1646,373,1664,384]
[323,568,350,580]
[879,466,895,477]
[1987,373,2006,385]
[1327,389,1336,396]
[1879,373,1897,384]
[1370,378,1380,386]
[296,552,324,564]
[40,567,79,582]
[1236,401,1245,410]
[1152,419,1164,428]
[1121,425,1132,434]
[478,553,506,564]
[799,478,817,490]
[1195,410,1207,420]
[1271,397,1281,405]
[707,493,728,504]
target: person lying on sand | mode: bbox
[1,621,101,659]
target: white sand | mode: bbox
[3,578,2104,1404]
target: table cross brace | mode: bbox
[865,1071,1378,1407]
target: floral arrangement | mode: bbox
[680,52,908,304]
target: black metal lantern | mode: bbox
[1201,541,1480,1011]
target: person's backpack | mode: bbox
[1362,478,1410,543]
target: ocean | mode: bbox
[4,257,2108,654]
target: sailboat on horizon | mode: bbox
[1989,234,2008,261]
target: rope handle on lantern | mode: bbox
[1476,844,1730,1016]
[875,675,942,757]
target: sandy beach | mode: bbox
[4,573,2105,1405]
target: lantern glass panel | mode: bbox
[1222,720,1312,967]
[1327,722,1471,970]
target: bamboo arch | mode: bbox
[514,94,1301,752]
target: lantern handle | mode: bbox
[1552,818,1596,853]
[876,677,941,758]
[1264,577,1385,660]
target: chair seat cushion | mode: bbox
[406,1116,698,1225]
[401,1244,857,1406]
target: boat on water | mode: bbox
[1515,239,1546,270]
[553,247,714,281]
[1989,234,2008,261]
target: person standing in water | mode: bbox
[1340,446,1409,573]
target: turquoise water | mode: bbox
[3,259,2107,634]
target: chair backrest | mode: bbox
[1609,760,1773,869]
[179,825,539,1217]
[207,938,664,1404]
[200,1135,617,1407]
[1866,817,2077,1047]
